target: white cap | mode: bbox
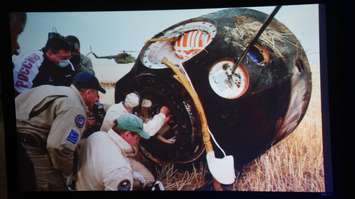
[124,92,140,108]
[141,99,152,108]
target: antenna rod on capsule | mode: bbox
[230,5,282,76]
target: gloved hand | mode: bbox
[166,136,176,144]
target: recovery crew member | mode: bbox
[15,71,105,191]
[13,33,74,95]
[65,35,95,75]
[76,113,165,191]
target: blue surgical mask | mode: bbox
[58,59,71,68]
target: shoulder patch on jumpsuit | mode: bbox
[66,129,79,144]
[75,114,86,128]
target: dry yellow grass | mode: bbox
[232,64,324,192]
[234,107,325,192]
[155,162,207,190]
[99,64,325,191]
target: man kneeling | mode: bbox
[76,113,163,191]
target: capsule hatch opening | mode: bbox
[141,21,217,69]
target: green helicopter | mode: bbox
[87,46,136,64]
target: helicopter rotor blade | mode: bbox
[93,53,116,59]
[92,52,99,58]
[117,50,137,53]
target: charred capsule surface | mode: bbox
[115,8,311,168]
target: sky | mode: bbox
[13,4,320,82]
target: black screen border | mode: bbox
[1,0,349,198]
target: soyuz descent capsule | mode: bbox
[114,8,311,169]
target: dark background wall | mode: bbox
[0,0,352,198]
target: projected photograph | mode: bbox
[11,4,328,192]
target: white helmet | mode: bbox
[124,92,140,109]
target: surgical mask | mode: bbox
[58,59,71,68]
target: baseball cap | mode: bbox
[116,113,150,139]
[72,72,106,93]
[124,92,140,108]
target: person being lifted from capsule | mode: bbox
[100,92,172,141]
[13,32,75,96]
[15,72,106,191]
[76,113,165,191]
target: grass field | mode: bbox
[233,64,324,192]
[99,64,325,191]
